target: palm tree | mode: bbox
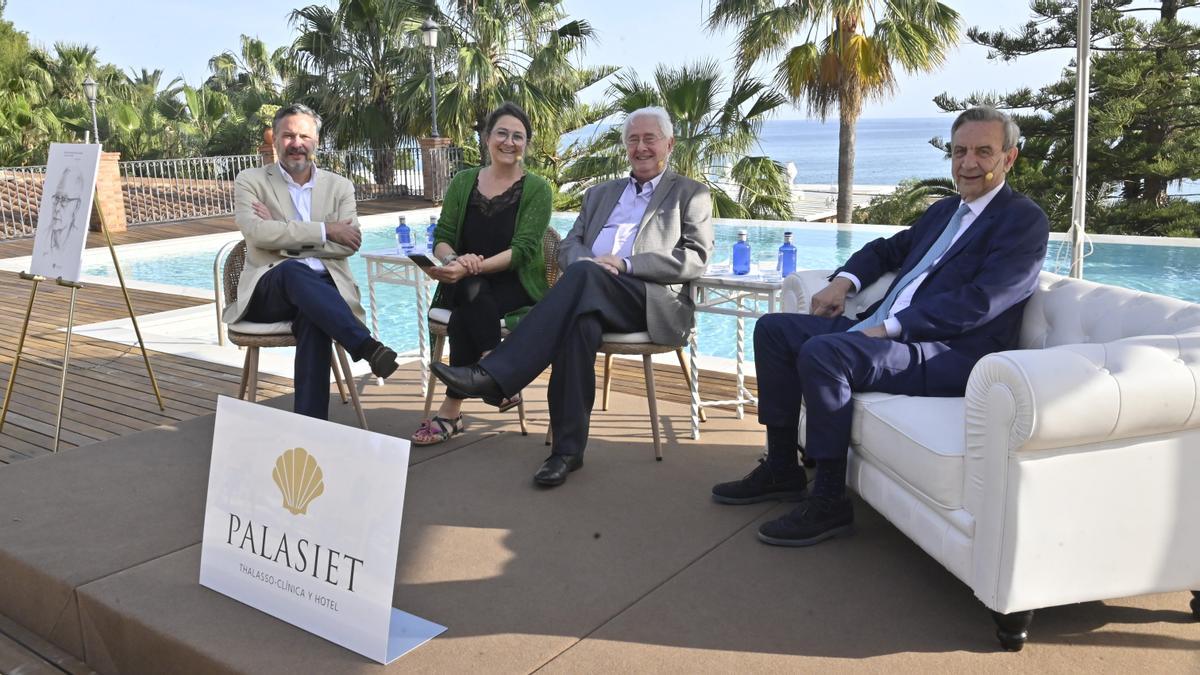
[179,84,232,152]
[288,0,429,183]
[405,0,607,164]
[203,36,292,155]
[206,35,290,116]
[565,61,793,220]
[27,42,101,102]
[708,0,960,223]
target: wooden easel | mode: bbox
[0,184,164,452]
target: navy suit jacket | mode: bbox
[835,184,1049,359]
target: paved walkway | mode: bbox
[0,366,1195,673]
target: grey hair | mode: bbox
[951,106,1020,150]
[622,106,674,141]
[273,103,323,136]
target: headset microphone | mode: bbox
[984,156,1005,182]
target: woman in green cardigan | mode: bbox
[413,102,552,445]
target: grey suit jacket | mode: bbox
[559,170,714,345]
[224,163,364,324]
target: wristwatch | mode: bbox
[442,253,458,264]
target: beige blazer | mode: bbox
[223,164,365,324]
[558,170,714,345]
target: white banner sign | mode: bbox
[30,143,101,282]
[200,396,443,663]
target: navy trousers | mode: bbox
[480,262,648,457]
[754,313,978,460]
[244,261,371,420]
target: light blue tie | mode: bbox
[850,202,972,332]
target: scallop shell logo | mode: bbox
[272,447,325,515]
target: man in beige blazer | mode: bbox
[433,106,714,486]
[226,103,397,419]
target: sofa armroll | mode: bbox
[966,334,1200,454]
[963,333,1200,612]
[780,269,894,318]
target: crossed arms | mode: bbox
[233,171,362,259]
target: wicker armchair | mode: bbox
[220,241,367,429]
[421,228,563,434]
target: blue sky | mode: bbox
[7,0,1077,119]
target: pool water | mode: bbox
[82,215,1200,363]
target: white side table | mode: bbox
[362,248,433,393]
[688,267,783,439]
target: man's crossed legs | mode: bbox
[244,260,398,419]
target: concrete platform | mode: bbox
[1,363,1197,673]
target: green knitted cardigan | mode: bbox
[430,167,552,329]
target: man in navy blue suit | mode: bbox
[712,107,1049,547]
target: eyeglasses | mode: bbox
[624,134,662,148]
[491,129,526,144]
[51,193,81,209]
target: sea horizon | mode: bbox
[563,117,955,188]
[563,116,1200,199]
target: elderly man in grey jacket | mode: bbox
[433,106,714,487]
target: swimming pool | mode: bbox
[77,208,1200,363]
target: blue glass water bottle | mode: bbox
[426,214,438,249]
[732,230,751,275]
[778,231,797,277]
[395,215,412,253]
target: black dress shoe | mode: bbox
[757,495,854,547]
[711,459,807,505]
[367,343,398,379]
[431,363,504,399]
[533,454,583,487]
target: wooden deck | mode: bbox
[0,198,427,464]
[0,194,756,466]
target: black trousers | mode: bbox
[479,262,648,456]
[444,274,532,399]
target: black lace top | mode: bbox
[460,174,525,260]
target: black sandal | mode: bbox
[411,415,464,446]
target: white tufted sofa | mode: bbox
[783,269,1200,650]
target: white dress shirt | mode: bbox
[839,181,1006,337]
[591,171,665,273]
[280,165,328,275]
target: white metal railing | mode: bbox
[120,155,260,225]
[1,145,463,239]
[0,165,47,238]
[316,145,462,202]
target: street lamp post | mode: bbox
[82,76,100,143]
[421,18,440,138]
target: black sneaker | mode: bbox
[711,459,807,505]
[367,343,398,379]
[757,495,854,547]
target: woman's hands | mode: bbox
[426,252,485,283]
[455,253,485,276]
[428,261,468,283]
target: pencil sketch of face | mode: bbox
[48,167,84,251]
